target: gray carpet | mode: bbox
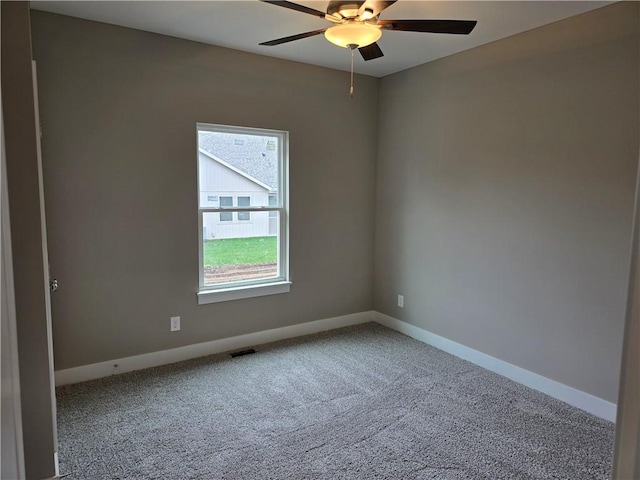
[56,323,614,479]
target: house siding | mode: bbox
[199,152,272,240]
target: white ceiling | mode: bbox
[31,1,611,77]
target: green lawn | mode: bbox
[203,236,277,266]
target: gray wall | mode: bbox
[30,11,378,371]
[1,2,57,478]
[374,2,639,403]
[30,3,639,407]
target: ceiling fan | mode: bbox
[259,0,478,62]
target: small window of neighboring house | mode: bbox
[219,196,233,222]
[197,123,290,304]
[268,194,277,218]
[237,196,250,221]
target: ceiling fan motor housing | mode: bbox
[327,1,363,19]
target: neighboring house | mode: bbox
[198,132,279,240]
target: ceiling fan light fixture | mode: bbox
[324,23,382,48]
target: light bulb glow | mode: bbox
[360,8,375,21]
[324,23,382,48]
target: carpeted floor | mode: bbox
[56,323,615,479]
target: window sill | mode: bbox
[197,281,291,305]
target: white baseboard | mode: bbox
[55,311,374,386]
[55,310,616,422]
[373,312,617,422]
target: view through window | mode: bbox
[197,124,288,293]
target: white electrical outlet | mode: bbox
[170,316,181,332]
[398,295,404,308]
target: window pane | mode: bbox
[220,197,233,221]
[268,195,277,218]
[198,131,279,208]
[202,212,278,286]
[237,196,250,221]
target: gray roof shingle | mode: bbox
[198,131,278,190]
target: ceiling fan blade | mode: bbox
[378,19,477,35]
[260,0,327,19]
[359,42,384,61]
[358,1,397,18]
[259,28,328,46]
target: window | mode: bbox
[268,194,277,218]
[197,123,289,304]
[237,196,250,221]
[219,196,233,222]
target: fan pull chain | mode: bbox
[350,48,355,98]
[348,44,356,99]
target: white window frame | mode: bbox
[197,123,290,304]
